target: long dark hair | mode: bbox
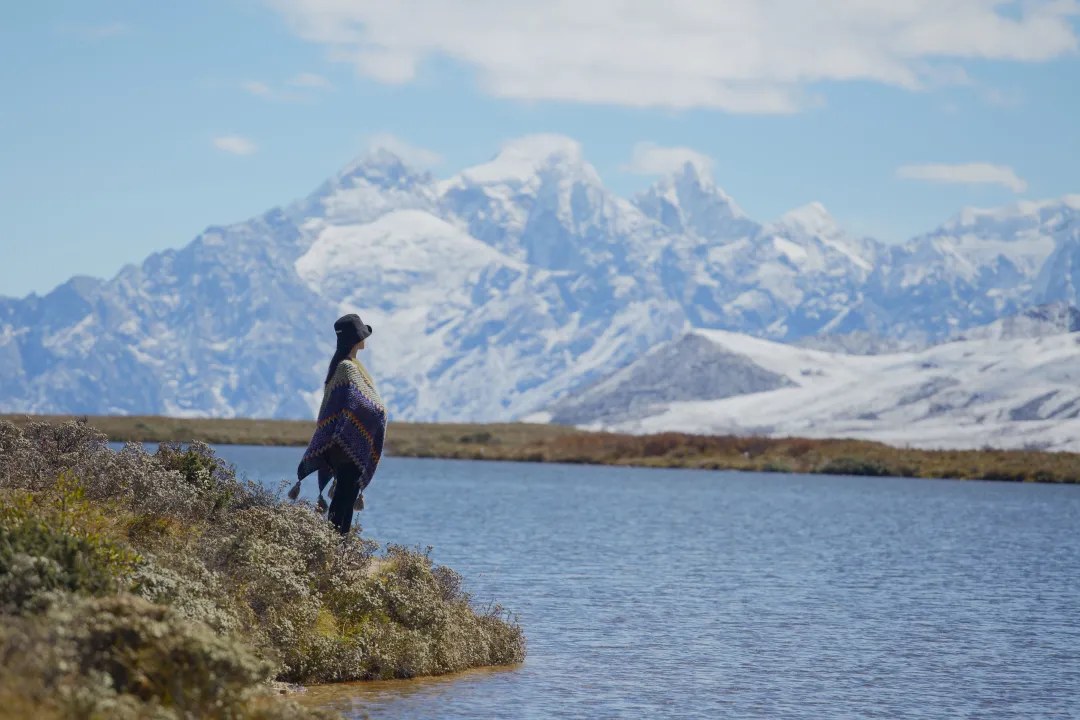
[324,343,351,384]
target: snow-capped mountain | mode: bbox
[538,326,1080,452]
[440,135,662,274]
[1,134,1077,436]
[636,162,758,241]
[287,136,686,419]
[866,196,1080,343]
[0,209,332,417]
[293,206,680,420]
[639,168,884,338]
[290,148,439,226]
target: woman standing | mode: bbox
[293,314,387,535]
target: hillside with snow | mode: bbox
[539,324,1080,451]
[1,134,1078,450]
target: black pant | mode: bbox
[324,444,362,535]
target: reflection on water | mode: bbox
[200,447,1080,719]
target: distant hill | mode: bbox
[533,321,1080,452]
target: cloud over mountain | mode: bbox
[897,162,1028,193]
[266,0,1079,112]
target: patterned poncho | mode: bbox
[296,357,387,494]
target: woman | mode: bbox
[292,313,387,535]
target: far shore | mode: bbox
[3,413,1078,484]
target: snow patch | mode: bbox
[573,329,1080,452]
[777,202,836,235]
[446,134,600,188]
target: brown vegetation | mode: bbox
[4,414,1076,483]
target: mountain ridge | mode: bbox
[2,134,1077,439]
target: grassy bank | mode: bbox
[0,414,578,448]
[0,420,525,720]
[4,414,1079,483]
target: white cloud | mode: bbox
[365,133,443,168]
[897,163,1028,193]
[622,142,714,177]
[213,135,258,156]
[264,0,1079,113]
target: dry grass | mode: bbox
[527,432,1080,483]
[3,414,1077,483]
[0,415,578,449]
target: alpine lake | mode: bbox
[204,445,1080,719]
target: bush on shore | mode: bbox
[0,420,525,719]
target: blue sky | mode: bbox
[2,0,1078,297]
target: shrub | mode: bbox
[980,469,1025,483]
[458,431,493,444]
[817,457,895,477]
[0,481,138,614]
[0,594,337,720]
[316,545,526,682]
[71,594,273,713]
[782,438,817,458]
[0,419,526,715]
[130,553,245,636]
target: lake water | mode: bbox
[209,446,1080,719]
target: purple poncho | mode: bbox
[295,358,387,495]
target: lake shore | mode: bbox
[3,413,1078,484]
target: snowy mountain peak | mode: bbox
[669,159,713,187]
[776,202,838,236]
[435,134,642,271]
[295,208,520,298]
[635,161,753,239]
[335,147,429,187]
[450,134,600,188]
[671,162,744,214]
[293,149,437,228]
[765,202,879,276]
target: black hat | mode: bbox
[334,314,372,347]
